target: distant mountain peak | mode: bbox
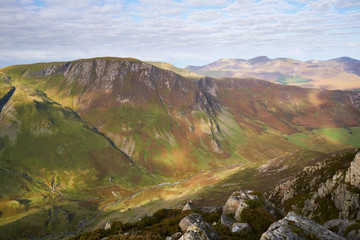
[330,56,360,62]
[248,56,271,64]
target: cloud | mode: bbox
[0,0,359,68]
[347,42,358,47]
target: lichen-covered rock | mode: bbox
[345,152,360,189]
[182,201,197,211]
[323,219,355,237]
[179,213,203,232]
[345,230,360,240]
[231,222,251,233]
[179,222,219,240]
[223,190,259,215]
[171,232,182,240]
[234,200,250,222]
[260,212,344,240]
[220,213,234,229]
[267,150,360,223]
[332,184,360,219]
[200,206,222,213]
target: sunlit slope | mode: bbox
[0,81,155,200]
[3,58,360,176]
[146,61,203,80]
[198,77,360,154]
[2,58,241,178]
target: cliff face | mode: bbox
[267,149,360,224]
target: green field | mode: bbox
[275,75,312,85]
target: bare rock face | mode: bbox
[179,222,219,240]
[179,213,203,232]
[268,150,360,222]
[231,222,251,233]
[182,201,197,211]
[323,219,355,237]
[260,212,345,240]
[234,200,250,222]
[223,190,259,215]
[345,152,360,188]
[220,213,235,229]
[345,230,360,240]
[200,206,222,214]
[332,184,360,219]
[104,220,111,230]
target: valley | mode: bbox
[0,57,360,239]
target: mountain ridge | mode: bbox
[1,57,360,239]
[186,56,360,90]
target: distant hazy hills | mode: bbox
[186,56,360,90]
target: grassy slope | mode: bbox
[0,79,158,239]
[1,59,360,238]
[1,60,237,178]
[146,61,203,80]
[275,75,312,85]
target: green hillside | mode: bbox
[1,57,360,239]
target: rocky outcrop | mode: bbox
[166,232,182,240]
[200,206,222,214]
[179,213,203,232]
[260,212,345,240]
[324,219,354,236]
[178,212,219,240]
[223,190,259,215]
[267,149,360,222]
[231,222,251,234]
[332,184,360,219]
[345,152,360,188]
[104,220,111,230]
[182,201,197,211]
[179,221,219,240]
[220,213,234,229]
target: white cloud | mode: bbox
[0,0,359,67]
[347,42,358,47]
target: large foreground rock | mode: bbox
[223,190,259,215]
[179,222,219,240]
[179,213,203,232]
[260,212,345,240]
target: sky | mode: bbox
[0,0,359,68]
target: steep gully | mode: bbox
[0,87,15,115]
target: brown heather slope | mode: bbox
[1,58,223,178]
[2,57,360,178]
[186,56,360,90]
[1,57,360,239]
[198,77,360,134]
